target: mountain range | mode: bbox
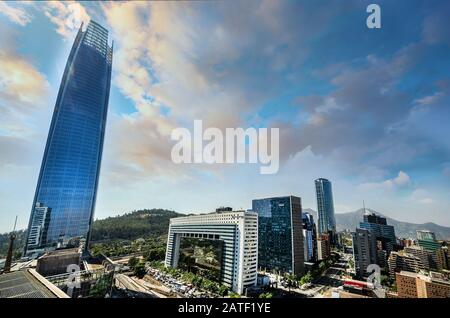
[303,208,450,240]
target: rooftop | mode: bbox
[0,269,69,298]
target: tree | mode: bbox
[133,262,146,278]
[259,292,273,298]
[128,256,139,269]
[300,272,313,285]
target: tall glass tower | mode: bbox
[315,178,336,237]
[252,196,305,276]
[24,21,113,256]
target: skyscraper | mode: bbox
[24,21,113,256]
[252,196,305,276]
[315,178,336,238]
[302,212,317,262]
[359,211,396,255]
[352,228,378,278]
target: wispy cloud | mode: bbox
[0,2,33,26]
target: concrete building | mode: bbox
[36,248,81,277]
[388,251,427,278]
[165,210,258,294]
[317,233,331,261]
[26,202,51,255]
[352,228,378,278]
[396,271,450,298]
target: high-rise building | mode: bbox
[165,210,258,294]
[396,271,450,298]
[388,251,427,278]
[416,231,447,271]
[24,21,113,256]
[416,230,436,241]
[359,211,396,255]
[315,178,336,239]
[317,233,331,261]
[302,212,317,262]
[252,196,304,276]
[352,228,378,278]
[26,203,51,252]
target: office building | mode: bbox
[302,212,317,262]
[359,211,396,255]
[388,251,427,278]
[24,21,113,256]
[26,203,51,253]
[317,233,331,261]
[352,228,378,278]
[165,210,258,294]
[252,196,304,276]
[315,179,336,244]
[396,271,450,298]
[416,230,436,241]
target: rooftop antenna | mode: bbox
[363,200,369,215]
[3,216,18,273]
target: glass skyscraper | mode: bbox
[24,21,113,256]
[252,196,304,276]
[315,178,336,237]
[359,212,396,254]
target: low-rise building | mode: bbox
[396,270,450,298]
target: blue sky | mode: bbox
[0,1,450,232]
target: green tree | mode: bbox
[259,292,273,298]
[133,262,146,278]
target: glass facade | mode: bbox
[252,196,304,275]
[315,178,336,236]
[302,212,317,262]
[359,212,396,254]
[25,21,113,255]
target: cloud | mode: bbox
[411,189,434,205]
[359,171,410,191]
[0,50,49,111]
[414,92,444,106]
[421,1,450,46]
[99,1,351,182]
[42,1,90,39]
[0,2,32,26]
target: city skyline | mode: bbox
[1,1,450,233]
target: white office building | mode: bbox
[165,210,258,294]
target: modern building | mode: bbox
[416,230,436,241]
[302,212,317,262]
[388,251,427,278]
[317,233,331,261]
[396,271,450,298]
[352,228,378,278]
[404,246,431,270]
[252,196,304,276]
[26,203,51,253]
[315,179,336,240]
[359,212,396,255]
[24,21,113,256]
[165,210,258,294]
[416,231,447,271]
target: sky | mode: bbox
[0,0,450,233]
